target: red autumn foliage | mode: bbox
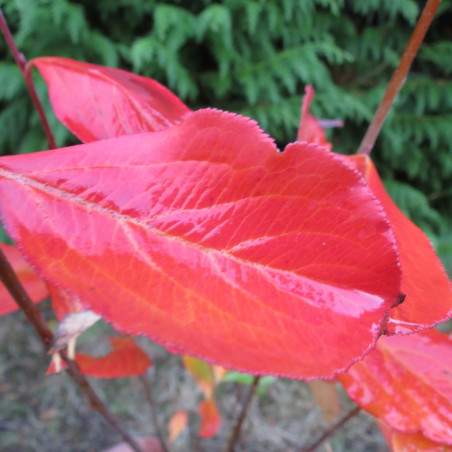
[47,337,152,378]
[338,329,452,445]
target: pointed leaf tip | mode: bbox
[341,155,452,334]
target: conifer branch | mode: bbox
[357,0,442,156]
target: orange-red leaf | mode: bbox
[379,420,452,452]
[168,411,188,443]
[198,398,221,438]
[30,57,191,142]
[183,356,215,399]
[0,109,402,379]
[0,242,48,315]
[338,329,452,445]
[47,337,152,378]
[342,155,452,334]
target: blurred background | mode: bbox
[0,1,451,451]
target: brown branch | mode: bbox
[0,247,144,452]
[298,406,361,452]
[223,376,260,452]
[357,0,442,156]
[0,8,56,149]
[138,374,171,452]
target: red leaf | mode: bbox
[297,85,332,150]
[378,420,452,452]
[47,337,153,378]
[198,398,221,438]
[0,242,48,315]
[30,57,191,142]
[338,329,452,444]
[0,109,402,379]
[342,155,452,334]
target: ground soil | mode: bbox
[0,300,389,452]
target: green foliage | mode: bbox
[1,0,451,264]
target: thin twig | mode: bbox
[224,376,260,452]
[138,373,171,452]
[0,247,144,452]
[357,0,442,156]
[0,8,56,149]
[298,406,361,452]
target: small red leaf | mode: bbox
[47,337,153,378]
[0,243,48,315]
[198,398,221,438]
[338,329,452,445]
[297,85,332,150]
[342,155,452,334]
[30,57,191,142]
[0,109,402,378]
[168,411,188,443]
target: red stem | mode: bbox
[0,248,144,452]
[357,0,442,156]
[0,9,57,150]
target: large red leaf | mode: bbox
[0,242,48,315]
[342,156,452,334]
[338,329,452,444]
[47,337,153,378]
[0,109,402,379]
[30,57,191,142]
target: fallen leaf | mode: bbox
[168,411,188,443]
[198,398,221,438]
[183,356,215,399]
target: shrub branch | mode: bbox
[0,9,56,149]
[0,247,144,452]
[357,0,442,156]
